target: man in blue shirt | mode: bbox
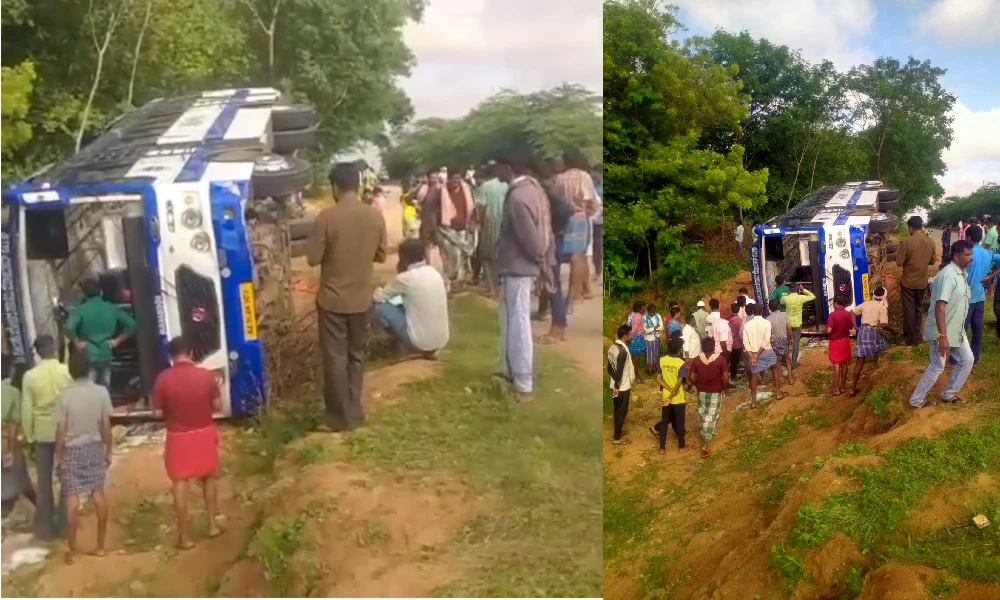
[963,225,1000,364]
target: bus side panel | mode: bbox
[209,181,264,417]
[749,239,765,311]
[850,224,870,326]
[1,205,31,365]
[810,238,827,324]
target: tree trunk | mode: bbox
[808,133,823,191]
[77,45,109,152]
[646,242,652,281]
[127,0,154,107]
[786,134,812,212]
[875,126,888,181]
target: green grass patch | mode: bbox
[769,542,805,589]
[839,565,865,600]
[803,408,831,429]
[805,371,827,397]
[867,384,896,418]
[925,574,960,597]
[886,349,905,362]
[295,442,329,466]
[230,400,325,477]
[781,423,1000,557]
[911,343,930,362]
[123,498,168,550]
[342,296,601,597]
[740,414,799,466]
[641,554,669,593]
[248,514,307,597]
[759,474,793,509]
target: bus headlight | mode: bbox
[181,208,202,229]
[191,232,211,252]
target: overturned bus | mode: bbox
[749,182,900,333]
[2,88,318,418]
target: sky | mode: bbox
[398,0,997,201]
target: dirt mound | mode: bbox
[901,472,997,534]
[794,532,868,600]
[216,461,490,597]
[858,562,936,600]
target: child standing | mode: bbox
[727,302,744,380]
[627,301,647,363]
[850,287,897,396]
[827,295,855,396]
[767,299,795,384]
[55,351,113,564]
[643,303,664,375]
[666,305,682,338]
[607,325,636,445]
[656,333,690,454]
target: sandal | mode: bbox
[912,400,936,409]
[941,396,966,405]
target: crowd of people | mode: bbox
[607,213,999,456]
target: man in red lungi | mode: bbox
[152,336,222,549]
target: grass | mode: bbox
[740,414,799,466]
[839,566,865,599]
[248,514,307,597]
[773,423,1000,585]
[867,383,896,418]
[925,574,960,597]
[759,474,793,509]
[341,295,602,597]
[295,442,329,466]
[805,371,827,397]
[123,498,169,550]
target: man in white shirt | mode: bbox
[741,303,786,408]
[373,239,450,358]
[607,324,636,444]
[705,298,721,332]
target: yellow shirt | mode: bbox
[21,358,72,443]
[659,355,687,405]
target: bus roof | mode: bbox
[773,182,883,229]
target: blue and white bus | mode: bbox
[2,88,317,418]
[749,182,900,333]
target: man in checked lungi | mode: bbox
[849,287,898,397]
[688,337,729,457]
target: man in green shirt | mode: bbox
[67,277,135,387]
[984,217,998,251]
[909,241,974,408]
[21,335,72,539]
[780,282,816,371]
[768,275,789,311]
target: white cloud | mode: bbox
[916,0,1000,45]
[940,100,1000,197]
[400,0,603,119]
[672,0,877,70]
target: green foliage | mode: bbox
[840,566,865,599]
[778,423,1000,558]
[868,384,896,418]
[249,514,307,596]
[769,542,805,589]
[0,0,424,178]
[928,183,1000,226]
[381,85,601,178]
[740,414,799,466]
[602,0,770,295]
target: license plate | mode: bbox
[240,282,258,340]
[861,272,870,301]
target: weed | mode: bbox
[867,384,896,418]
[887,349,905,362]
[925,574,959,597]
[911,343,929,362]
[124,498,168,550]
[295,442,329,466]
[248,514,307,596]
[759,475,792,509]
[835,442,872,457]
[641,554,668,592]
[232,402,325,477]
[805,371,827,397]
[740,415,799,466]
[803,408,831,429]
[769,543,805,589]
[839,565,865,600]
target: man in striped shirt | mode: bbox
[608,325,636,445]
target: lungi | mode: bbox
[645,339,661,371]
[61,441,107,495]
[772,337,790,357]
[854,324,888,358]
[697,392,722,443]
[828,338,852,364]
[628,334,646,355]
[165,425,220,481]
[749,349,778,374]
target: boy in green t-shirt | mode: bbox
[654,333,690,454]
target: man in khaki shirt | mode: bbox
[896,215,938,346]
[306,163,387,431]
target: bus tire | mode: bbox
[271,104,316,131]
[251,155,312,199]
[868,213,899,234]
[272,126,317,154]
[290,238,309,258]
[877,189,899,202]
[878,198,899,212]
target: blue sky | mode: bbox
[671,0,1000,198]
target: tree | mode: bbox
[1,60,37,175]
[380,85,602,179]
[603,0,769,294]
[927,183,1000,226]
[847,57,956,213]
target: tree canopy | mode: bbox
[0,0,426,179]
[380,85,602,179]
[927,183,1000,227]
[603,0,958,297]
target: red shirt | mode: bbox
[152,362,218,432]
[728,316,744,349]
[690,354,728,393]
[827,308,854,342]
